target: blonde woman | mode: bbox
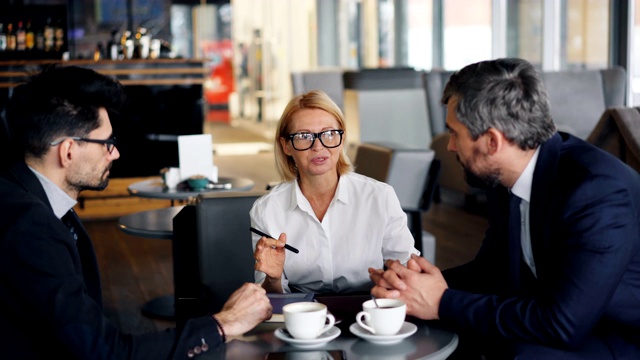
[250,90,419,294]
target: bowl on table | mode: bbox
[187,175,209,191]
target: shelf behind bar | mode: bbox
[0,59,209,88]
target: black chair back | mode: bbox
[173,190,266,328]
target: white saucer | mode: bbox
[274,326,341,348]
[349,321,417,345]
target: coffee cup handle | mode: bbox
[356,311,376,334]
[319,313,335,335]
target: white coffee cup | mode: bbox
[356,299,406,335]
[283,302,335,340]
[162,167,181,189]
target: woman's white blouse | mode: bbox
[250,172,420,293]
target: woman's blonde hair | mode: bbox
[274,90,353,181]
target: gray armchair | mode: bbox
[343,68,432,151]
[291,69,345,110]
[542,67,626,139]
[353,142,440,263]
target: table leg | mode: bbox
[141,295,175,320]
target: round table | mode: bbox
[128,176,255,201]
[228,321,458,359]
[118,206,184,239]
[118,206,186,320]
[212,294,458,359]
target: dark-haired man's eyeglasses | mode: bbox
[286,129,344,151]
[50,136,117,154]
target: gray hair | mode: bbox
[441,58,556,150]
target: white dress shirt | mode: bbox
[510,147,540,278]
[28,166,77,219]
[250,172,420,293]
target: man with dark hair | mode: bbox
[0,65,272,359]
[370,58,640,358]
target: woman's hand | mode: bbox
[254,232,287,280]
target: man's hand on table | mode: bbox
[214,283,273,337]
[369,254,448,320]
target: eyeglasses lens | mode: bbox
[291,130,342,150]
[106,137,117,153]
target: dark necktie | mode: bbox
[62,209,80,244]
[508,192,522,291]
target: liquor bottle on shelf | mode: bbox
[93,42,104,61]
[0,24,7,51]
[35,24,44,51]
[121,30,133,59]
[6,23,16,51]
[16,21,26,51]
[25,20,35,50]
[44,18,54,52]
[107,30,120,60]
[134,27,150,59]
[54,18,64,52]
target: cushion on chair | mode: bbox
[587,106,640,174]
[354,142,434,210]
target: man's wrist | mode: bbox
[211,315,226,343]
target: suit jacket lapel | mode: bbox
[68,210,103,305]
[529,132,563,281]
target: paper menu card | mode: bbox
[177,134,217,182]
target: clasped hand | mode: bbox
[368,254,448,320]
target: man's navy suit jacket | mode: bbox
[440,132,640,354]
[0,162,222,359]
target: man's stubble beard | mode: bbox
[458,151,501,189]
[73,164,112,193]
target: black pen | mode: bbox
[250,227,299,254]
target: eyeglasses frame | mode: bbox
[50,136,118,154]
[286,129,345,151]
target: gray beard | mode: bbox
[462,165,501,189]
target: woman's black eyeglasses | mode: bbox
[286,129,344,151]
[50,136,118,154]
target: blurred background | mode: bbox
[1,0,636,126]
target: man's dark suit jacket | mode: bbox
[0,162,222,359]
[440,132,640,356]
